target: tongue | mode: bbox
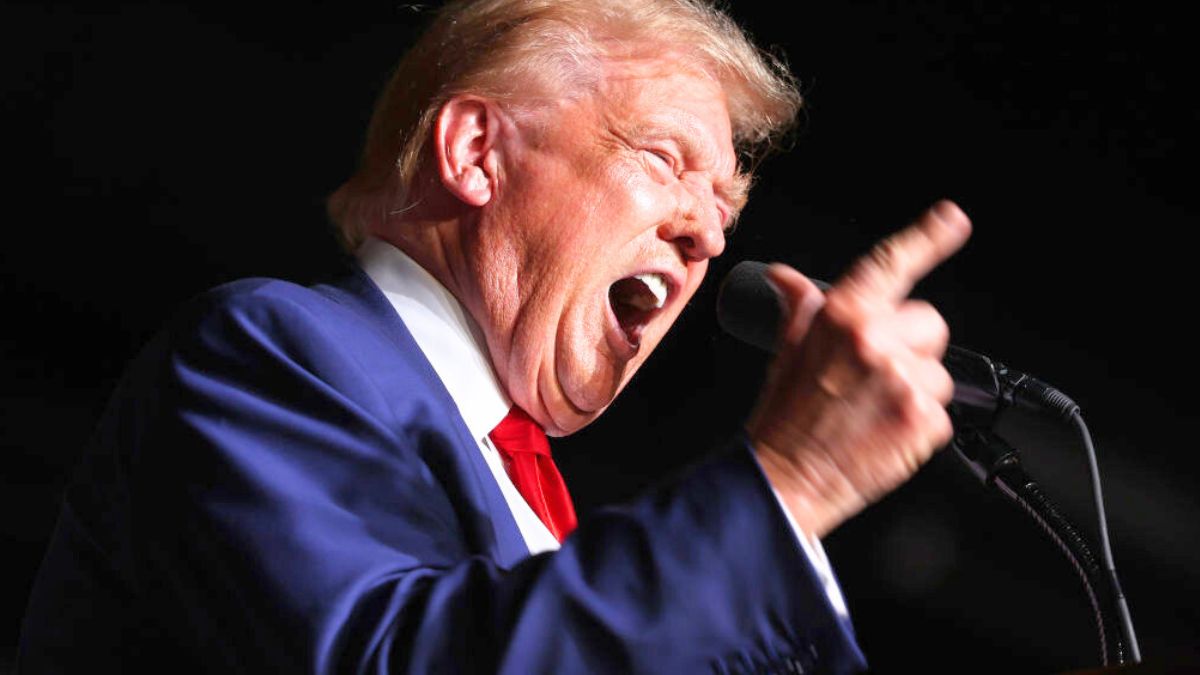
[609,277,657,344]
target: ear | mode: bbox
[433,96,504,207]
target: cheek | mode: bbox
[539,165,669,269]
[620,166,674,225]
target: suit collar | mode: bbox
[310,258,537,568]
[355,238,510,444]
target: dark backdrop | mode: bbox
[3,1,1196,672]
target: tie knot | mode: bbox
[489,406,550,458]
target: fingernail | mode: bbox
[933,200,967,227]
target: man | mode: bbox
[21,0,969,672]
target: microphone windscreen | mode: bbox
[717,263,1053,424]
[716,261,782,352]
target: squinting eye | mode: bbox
[645,149,676,175]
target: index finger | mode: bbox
[838,200,972,303]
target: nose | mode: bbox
[660,178,726,262]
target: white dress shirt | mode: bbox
[357,237,847,616]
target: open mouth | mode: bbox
[608,273,670,347]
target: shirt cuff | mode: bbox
[767,485,851,619]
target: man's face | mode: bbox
[469,55,744,435]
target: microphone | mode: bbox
[715,260,1079,428]
[716,266,1142,662]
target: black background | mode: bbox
[3,1,1197,672]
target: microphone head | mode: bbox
[716,261,782,353]
[716,262,1071,428]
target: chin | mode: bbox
[533,308,666,435]
[549,379,621,436]
[525,393,605,437]
[543,409,603,438]
[528,357,631,437]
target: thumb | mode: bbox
[764,263,827,346]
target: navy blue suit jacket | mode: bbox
[21,267,866,673]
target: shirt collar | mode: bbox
[357,237,511,442]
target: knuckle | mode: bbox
[820,297,884,364]
[870,236,904,272]
[913,216,940,245]
[905,298,934,313]
[909,298,941,321]
[922,304,951,348]
[935,365,955,405]
[820,294,859,330]
[899,387,924,423]
[848,324,885,368]
[930,408,955,448]
[933,315,950,350]
[892,400,924,437]
[886,374,922,420]
[893,391,951,451]
[908,299,950,340]
[879,356,910,389]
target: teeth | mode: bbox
[635,273,668,309]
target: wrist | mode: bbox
[750,435,866,539]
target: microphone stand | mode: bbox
[950,422,1132,667]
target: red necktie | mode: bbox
[488,406,577,542]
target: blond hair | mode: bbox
[328,0,802,250]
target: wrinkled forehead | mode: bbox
[499,46,738,175]
[496,37,720,105]
[544,53,722,139]
[596,53,729,114]
[600,56,736,156]
[590,44,726,104]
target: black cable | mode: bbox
[992,471,1113,665]
[1070,410,1141,662]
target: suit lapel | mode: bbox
[314,264,533,568]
